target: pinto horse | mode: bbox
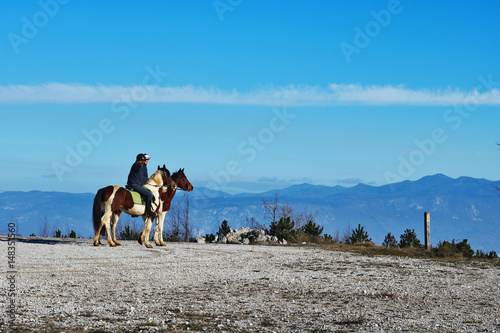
[139,168,194,248]
[92,166,175,247]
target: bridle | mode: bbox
[168,174,191,212]
[144,169,191,212]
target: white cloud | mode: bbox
[1,82,499,106]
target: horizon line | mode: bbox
[2,173,498,195]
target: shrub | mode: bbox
[475,250,487,258]
[455,239,474,258]
[399,229,421,248]
[323,234,333,241]
[349,224,371,244]
[382,232,398,248]
[164,228,180,242]
[300,220,324,237]
[119,225,141,240]
[476,249,498,259]
[269,216,296,242]
[435,240,459,257]
[69,230,77,238]
[435,239,474,258]
[204,233,216,243]
[217,220,231,237]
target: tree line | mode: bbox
[208,194,498,261]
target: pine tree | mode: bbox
[217,220,231,237]
[300,220,324,237]
[382,232,397,248]
[399,229,421,248]
[269,217,296,242]
[349,224,371,244]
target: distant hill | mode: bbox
[1,174,499,252]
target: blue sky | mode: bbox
[1,0,500,194]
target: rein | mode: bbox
[169,190,188,212]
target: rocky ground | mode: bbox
[0,236,499,332]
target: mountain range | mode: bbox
[1,174,499,253]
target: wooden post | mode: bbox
[424,211,430,250]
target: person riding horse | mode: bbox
[127,153,156,217]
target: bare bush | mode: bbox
[165,197,193,242]
[262,193,319,231]
[342,221,352,244]
[246,217,266,230]
[39,216,50,237]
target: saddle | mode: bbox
[125,185,145,205]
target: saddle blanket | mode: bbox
[129,190,144,205]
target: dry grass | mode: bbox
[302,241,500,264]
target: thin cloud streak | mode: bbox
[1,83,500,106]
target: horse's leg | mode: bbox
[93,224,103,246]
[154,213,166,246]
[104,212,116,247]
[111,211,122,246]
[138,227,143,245]
[93,201,107,246]
[138,215,146,245]
[153,212,161,246]
[159,212,167,246]
[94,206,111,246]
[142,216,154,248]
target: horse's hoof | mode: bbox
[145,243,153,249]
[137,238,143,245]
[160,242,167,247]
[93,242,100,247]
[114,241,122,246]
[109,243,116,247]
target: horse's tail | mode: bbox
[93,188,106,233]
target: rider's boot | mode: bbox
[145,198,157,218]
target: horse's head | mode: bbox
[172,168,193,192]
[157,165,176,189]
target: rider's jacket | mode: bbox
[127,162,148,186]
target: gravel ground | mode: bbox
[1,236,499,332]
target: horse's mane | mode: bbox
[148,167,170,186]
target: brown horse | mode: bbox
[139,168,194,248]
[92,166,175,247]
